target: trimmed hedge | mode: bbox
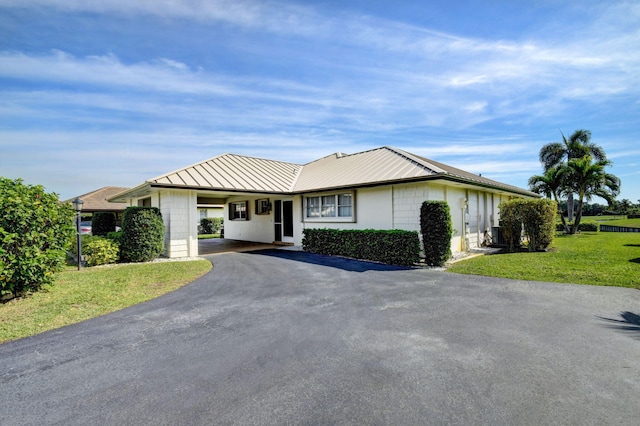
[500,198,557,252]
[200,217,223,234]
[420,201,453,267]
[302,228,420,266]
[91,212,117,236]
[120,207,165,262]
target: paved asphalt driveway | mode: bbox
[1,250,639,425]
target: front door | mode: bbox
[274,199,294,243]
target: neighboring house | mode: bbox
[109,146,538,258]
[65,186,129,222]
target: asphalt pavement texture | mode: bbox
[1,249,639,425]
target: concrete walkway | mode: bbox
[1,250,639,425]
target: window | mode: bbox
[229,201,249,220]
[305,192,353,221]
[138,197,151,207]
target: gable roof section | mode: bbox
[149,153,302,193]
[293,146,439,192]
[293,146,537,196]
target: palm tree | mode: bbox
[565,156,621,233]
[528,165,570,232]
[539,129,607,221]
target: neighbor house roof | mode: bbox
[65,186,129,212]
[110,146,538,201]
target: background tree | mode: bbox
[564,156,620,233]
[0,177,76,297]
[538,129,607,221]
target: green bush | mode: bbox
[105,230,123,246]
[91,212,117,236]
[420,201,453,266]
[520,199,557,251]
[500,198,557,252]
[499,201,523,252]
[200,217,223,234]
[120,207,165,262]
[84,237,119,266]
[69,234,100,257]
[0,177,76,297]
[302,228,420,266]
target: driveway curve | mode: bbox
[1,249,639,425]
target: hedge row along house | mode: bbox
[109,146,538,258]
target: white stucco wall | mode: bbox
[391,182,468,253]
[224,195,278,244]
[130,183,527,257]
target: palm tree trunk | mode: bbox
[567,192,574,222]
[571,194,585,234]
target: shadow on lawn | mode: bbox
[597,312,640,339]
[624,244,640,263]
[247,249,413,273]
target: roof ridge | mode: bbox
[382,146,447,174]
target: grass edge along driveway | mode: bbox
[0,259,212,344]
[448,232,640,289]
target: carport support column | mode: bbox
[161,190,198,258]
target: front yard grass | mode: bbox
[448,232,640,289]
[0,259,212,344]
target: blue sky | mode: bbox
[1,0,639,202]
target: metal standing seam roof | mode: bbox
[292,147,438,192]
[109,146,538,201]
[149,153,302,193]
[292,146,538,196]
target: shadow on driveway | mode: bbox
[247,249,413,273]
[598,311,640,339]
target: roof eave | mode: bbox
[293,174,540,198]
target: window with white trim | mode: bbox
[305,192,353,221]
[229,201,249,220]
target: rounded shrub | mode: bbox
[84,237,119,266]
[420,201,453,267]
[120,207,165,262]
[0,177,76,297]
[91,212,117,236]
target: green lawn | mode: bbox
[198,233,221,239]
[0,259,212,343]
[448,232,640,288]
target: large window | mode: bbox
[229,201,248,220]
[305,192,353,221]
